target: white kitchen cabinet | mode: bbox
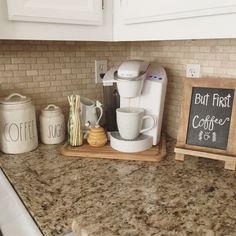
[0,0,113,41]
[1,0,236,41]
[113,0,236,41]
[7,0,103,25]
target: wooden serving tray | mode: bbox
[60,134,166,162]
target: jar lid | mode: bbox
[0,93,31,105]
[41,104,62,114]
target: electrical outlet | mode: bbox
[186,64,201,78]
[95,60,107,84]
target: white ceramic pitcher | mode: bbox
[80,97,103,130]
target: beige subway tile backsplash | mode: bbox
[1,39,236,138]
[130,39,236,137]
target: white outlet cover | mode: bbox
[186,64,201,78]
[95,60,107,84]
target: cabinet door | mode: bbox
[122,0,236,25]
[114,0,236,41]
[7,0,103,25]
[0,0,112,41]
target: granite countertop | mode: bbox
[0,137,236,236]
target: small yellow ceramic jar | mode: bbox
[87,126,107,148]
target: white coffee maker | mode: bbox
[103,60,167,153]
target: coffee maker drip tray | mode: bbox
[110,131,153,153]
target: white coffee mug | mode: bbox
[116,107,155,140]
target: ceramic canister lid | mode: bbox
[0,93,31,105]
[41,104,62,116]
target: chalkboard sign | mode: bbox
[186,87,234,149]
[175,78,236,170]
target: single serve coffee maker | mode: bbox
[103,60,167,153]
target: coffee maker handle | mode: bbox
[102,66,118,86]
[95,100,103,127]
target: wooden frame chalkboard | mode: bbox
[175,78,236,170]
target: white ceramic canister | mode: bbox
[0,93,38,154]
[39,104,65,144]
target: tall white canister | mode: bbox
[0,93,38,154]
[39,104,65,144]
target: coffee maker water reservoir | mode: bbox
[103,83,120,133]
